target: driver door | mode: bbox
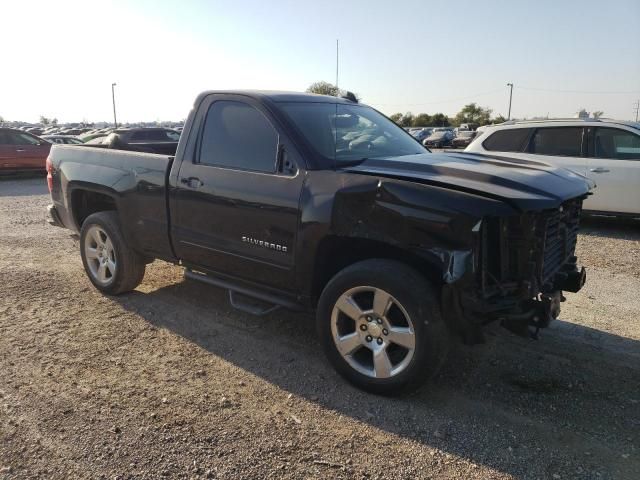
[170,95,306,291]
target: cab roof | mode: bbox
[194,90,359,105]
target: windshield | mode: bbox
[280,102,426,164]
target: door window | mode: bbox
[164,130,180,141]
[594,128,640,160]
[6,132,41,146]
[130,131,148,141]
[482,128,531,152]
[199,100,278,172]
[530,127,583,156]
[142,130,180,141]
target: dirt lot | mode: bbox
[1,177,638,480]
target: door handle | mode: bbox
[589,167,610,173]
[15,149,26,152]
[180,177,204,188]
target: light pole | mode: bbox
[111,83,118,128]
[506,83,513,120]
[335,39,339,90]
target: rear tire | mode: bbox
[80,211,146,295]
[317,259,449,395]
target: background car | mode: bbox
[80,128,180,155]
[423,130,454,148]
[410,127,433,143]
[84,135,110,145]
[25,127,44,136]
[451,130,477,148]
[464,118,640,216]
[79,130,113,143]
[59,128,85,135]
[0,128,51,173]
[42,135,85,145]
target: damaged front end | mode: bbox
[328,175,587,343]
[442,197,587,342]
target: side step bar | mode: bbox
[184,269,302,316]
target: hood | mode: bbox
[342,152,593,212]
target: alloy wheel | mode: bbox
[330,286,416,379]
[84,225,117,286]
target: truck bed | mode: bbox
[48,145,175,260]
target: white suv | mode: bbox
[465,119,640,216]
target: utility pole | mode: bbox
[111,83,118,128]
[634,100,639,122]
[506,83,514,120]
[335,39,339,90]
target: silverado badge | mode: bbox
[242,236,288,252]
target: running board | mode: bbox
[184,269,301,316]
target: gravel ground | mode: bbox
[1,177,638,480]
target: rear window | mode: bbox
[482,128,530,152]
[530,127,583,157]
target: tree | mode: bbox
[430,113,450,127]
[399,113,415,128]
[306,81,360,101]
[306,81,340,97]
[592,110,604,119]
[389,113,403,124]
[454,103,492,126]
[492,114,507,124]
[413,113,432,127]
[39,115,51,125]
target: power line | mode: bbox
[370,88,505,107]
[368,84,640,110]
[517,86,640,95]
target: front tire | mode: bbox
[80,211,146,295]
[317,259,449,394]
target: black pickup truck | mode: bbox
[47,91,591,393]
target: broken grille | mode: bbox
[480,198,582,296]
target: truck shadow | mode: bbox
[114,276,640,479]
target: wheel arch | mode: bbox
[309,235,444,306]
[69,184,119,231]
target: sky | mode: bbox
[1,0,639,123]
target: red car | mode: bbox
[0,128,51,173]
